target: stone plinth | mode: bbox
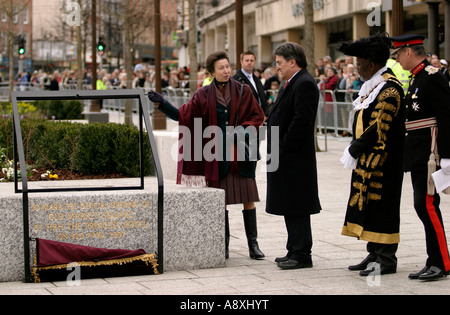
[0,178,225,282]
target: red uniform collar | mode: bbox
[411,62,425,77]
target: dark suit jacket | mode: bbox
[233,69,269,117]
[266,68,321,216]
[403,59,450,171]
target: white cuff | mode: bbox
[441,158,450,174]
[340,146,358,170]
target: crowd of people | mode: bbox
[6,51,449,96]
[316,52,450,96]
[7,63,283,94]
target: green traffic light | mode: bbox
[19,48,25,55]
[98,44,104,51]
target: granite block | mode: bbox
[0,178,225,282]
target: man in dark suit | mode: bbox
[266,42,322,270]
[233,51,269,117]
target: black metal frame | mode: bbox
[10,89,164,282]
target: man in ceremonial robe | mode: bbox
[339,35,405,276]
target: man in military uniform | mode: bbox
[390,34,450,281]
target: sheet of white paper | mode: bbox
[431,169,450,193]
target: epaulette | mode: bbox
[382,72,402,88]
[424,65,439,76]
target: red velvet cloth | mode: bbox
[177,78,265,188]
[35,238,147,267]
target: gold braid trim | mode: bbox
[368,193,382,201]
[377,86,402,117]
[349,81,402,212]
[32,253,159,283]
[382,72,403,92]
[370,182,383,189]
[342,222,400,244]
[372,171,383,177]
[378,113,393,123]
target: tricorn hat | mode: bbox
[388,34,425,55]
[337,34,391,66]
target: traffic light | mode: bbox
[97,37,105,55]
[18,37,25,56]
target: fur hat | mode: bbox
[338,34,391,66]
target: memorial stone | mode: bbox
[0,178,225,282]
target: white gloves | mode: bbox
[340,146,358,170]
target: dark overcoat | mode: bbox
[265,69,322,216]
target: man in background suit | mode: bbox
[233,51,269,117]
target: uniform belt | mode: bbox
[405,117,437,131]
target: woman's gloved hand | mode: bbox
[148,91,165,104]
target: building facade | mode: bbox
[197,0,450,68]
[0,0,33,74]
[1,0,179,75]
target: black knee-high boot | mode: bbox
[225,210,230,259]
[243,208,265,260]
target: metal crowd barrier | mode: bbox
[0,82,41,100]
[161,87,190,109]
[318,89,357,137]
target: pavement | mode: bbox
[0,118,449,296]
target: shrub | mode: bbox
[34,100,84,120]
[1,101,40,118]
[0,118,154,178]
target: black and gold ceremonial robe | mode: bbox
[342,69,405,244]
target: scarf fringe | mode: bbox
[180,175,207,187]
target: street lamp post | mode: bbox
[391,0,404,36]
[152,0,167,130]
[91,0,100,112]
[235,0,243,70]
